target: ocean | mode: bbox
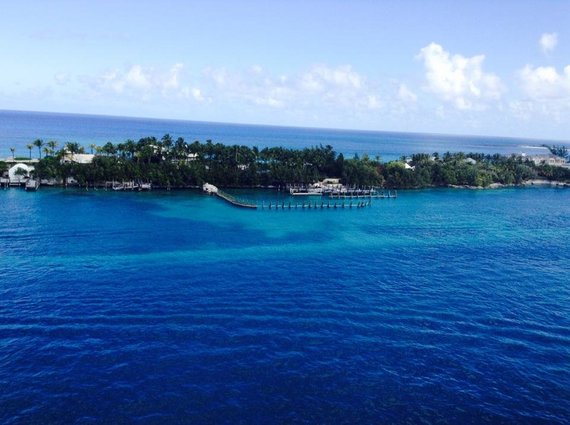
[1,111,569,424]
[0,110,560,161]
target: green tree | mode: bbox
[47,140,58,152]
[33,139,44,158]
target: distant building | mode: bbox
[528,154,567,167]
[61,153,95,164]
[464,158,477,165]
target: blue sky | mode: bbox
[1,0,569,140]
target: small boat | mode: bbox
[25,179,39,191]
[139,183,152,191]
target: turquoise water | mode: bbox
[1,187,569,423]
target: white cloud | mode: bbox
[397,83,417,103]
[519,64,570,100]
[180,86,206,102]
[125,65,151,89]
[509,100,534,120]
[162,63,184,91]
[540,33,558,54]
[514,64,570,122]
[202,64,380,111]
[92,63,205,103]
[300,65,363,92]
[417,43,504,110]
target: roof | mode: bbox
[62,153,95,164]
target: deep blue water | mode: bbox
[0,109,562,161]
[1,187,569,424]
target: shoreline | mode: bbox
[449,179,570,190]
[3,179,569,193]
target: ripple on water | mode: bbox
[1,188,570,424]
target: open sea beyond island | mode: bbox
[0,109,558,160]
[1,111,570,424]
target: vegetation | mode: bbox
[9,136,570,189]
[544,144,570,161]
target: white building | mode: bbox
[8,163,34,182]
[61,153,95,164]
[528,154,567,167]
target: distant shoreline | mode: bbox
[449,179,570,190]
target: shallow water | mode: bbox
[1,187,569,424]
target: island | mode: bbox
[1,135,569,190]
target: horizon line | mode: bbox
[1,108,569,145]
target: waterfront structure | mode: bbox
[7,163,34,184]
[25,179,39,191]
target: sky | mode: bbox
[1,0,569,140]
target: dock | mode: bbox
[202,183,395,210]
[261,200,371,209]
[328,189,397,199]
[203,183,258,209]
[25,179,40,191]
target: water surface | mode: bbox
[1,187,569,424]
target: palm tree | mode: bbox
[10,147,15,160]
[27,144,33,160]
[43,147,51,158]
[65,142,81,156]
[33,139,44,159]
[47,140,58,152]
[101,142,116,156]
[124,139,136,159]
[89,144,97,154]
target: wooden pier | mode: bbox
[261,200,371,210]
[202,183,393,211]
[203,183,258,209]
[328,190,397,199]
[216,189,258,209]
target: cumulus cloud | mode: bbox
[512,64,570,122]
[397,83,417,103]
[203,64,380,111]
[540,33,558,54]
[162,63,184,91]
[417,43,504,110]
[300,65,363,92]
[74,62,416,126]
[92,63,204,102]
[299,65,379,109]
[519,64,570,100]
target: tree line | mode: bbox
[3,136,570,188]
